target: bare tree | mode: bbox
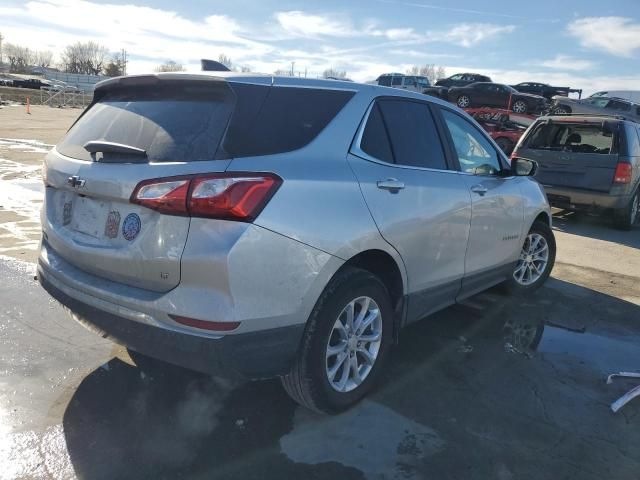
[61,41,108,75]
[322,68,347,79]
[218,54,232,70]
[5,43,33,73]
[34,50,53,69]
[406,64,446,84]
[155,60,185,72]
[104,52,126,77]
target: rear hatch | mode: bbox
[43,76,236,292]
[518,120,619,192]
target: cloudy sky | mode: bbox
[2,0,640,94]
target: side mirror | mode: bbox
[511,157,538,176]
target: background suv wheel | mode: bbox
[614,190,639,230]
[281,267,393,413]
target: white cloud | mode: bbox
[539,54,595,71]
[2,0,272,71]
[430,23,516,48]
[568,17,640,57]
[274,11,356,38]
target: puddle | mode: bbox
[538,326,640,374]
[281,400,444,479]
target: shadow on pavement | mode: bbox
[63,280,640,480]
[552,210,640,249]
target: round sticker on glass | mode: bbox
[122,213,141,241]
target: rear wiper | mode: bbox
[83,140,147,157]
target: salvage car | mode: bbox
[38,73,555,413]
[449,82,549,114]
[376,73,431,92]
[466,108,526,155]
[513,115,640,229]
[551,95,640,122]
[423,72,492,99]
[435,72,492,88]
[511,82,582,101]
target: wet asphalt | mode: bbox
[1,218,640,479]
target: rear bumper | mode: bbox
[543,185,631,210]
[39,267,304,379]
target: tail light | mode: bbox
[613,163,632,184]
[131,173,282,221]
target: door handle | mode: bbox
[470,184,488,196]
[377,178,405,191]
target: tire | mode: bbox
[614,190,639,230]
[281,267,393,414]
[495,137,515,155]
[512,100,528,114]
[503,221,556,294]
[457,95,471,108]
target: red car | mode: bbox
[464,108,530,155]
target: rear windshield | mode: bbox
[58,84,234,162]
[524,122,615,154]
[58,82,354,162]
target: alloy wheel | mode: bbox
[514,233,549,286]
[325,296,382,393]
[512,100,527,113]
[457,96,470,108]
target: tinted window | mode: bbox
[442,110,501,175]
[404,77,416,86]
[58,83,234,162]
[524,122,614,154]
[450,74,463,80]
[392,76,403,86]
[360,103,393,163]
[224,86,354,157]
[606,100,631,112]
[378,76,392,86]
[378,100,447,169]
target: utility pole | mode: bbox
[121,48,127,76]
[290,61,295,77]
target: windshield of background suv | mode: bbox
[525,122,614,154]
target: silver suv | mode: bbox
[38,73,555,413]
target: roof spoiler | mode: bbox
[201,59,231,72]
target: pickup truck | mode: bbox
[511,82,582,101]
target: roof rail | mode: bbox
[548,113,639,123]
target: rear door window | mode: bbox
[360,103,394,163]
[524,122,614,154]
[378,76,392,86]
[377,99,447,169]
[358,99,448,170]
[392,76,403,86]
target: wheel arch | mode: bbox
[338,249,407,341]
[531,210,552,229]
